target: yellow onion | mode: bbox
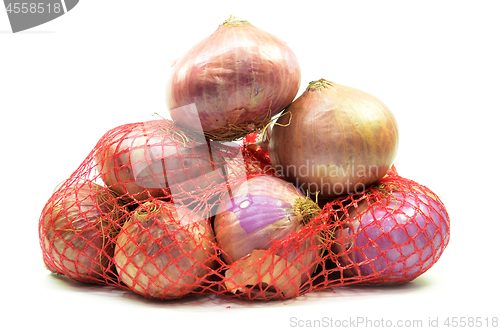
[39,180,124,282]
[114,200,217,299]
[269,79,399,198]
[166,15,301,141]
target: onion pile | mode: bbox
[40,180,124,282]
[268,79,399,199]
[113,200,217,299]
[166,15,301,141]
[38,15,450,301]
[213,175,321,299]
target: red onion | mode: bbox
[213,175,321,298]
[269,79,399,198]
[94,120,226,203]
[39,180,124,282]
[332,188,450,285]
[114,200,217,299]
[166,15,301,141]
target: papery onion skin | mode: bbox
[214,175,320,289]
[95,120,225,203]
[114,201,217,299]
[166,16,301,141]
[269,79,399,198]
[224,250,302,300]
[39,180,124,282]
[333,191,450,285]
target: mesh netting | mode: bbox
[39,119,450,300]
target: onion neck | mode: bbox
[306,79,335,91]
[293,197,321,226]
[222,15,248,26]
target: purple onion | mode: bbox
[333,191,450,285]
[213,175,321,298]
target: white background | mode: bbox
[1,1,499,330]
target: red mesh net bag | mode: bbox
[40,179,124,283]
[39,119,256,298]
[314,166,450,287]
[38,121,450,300]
